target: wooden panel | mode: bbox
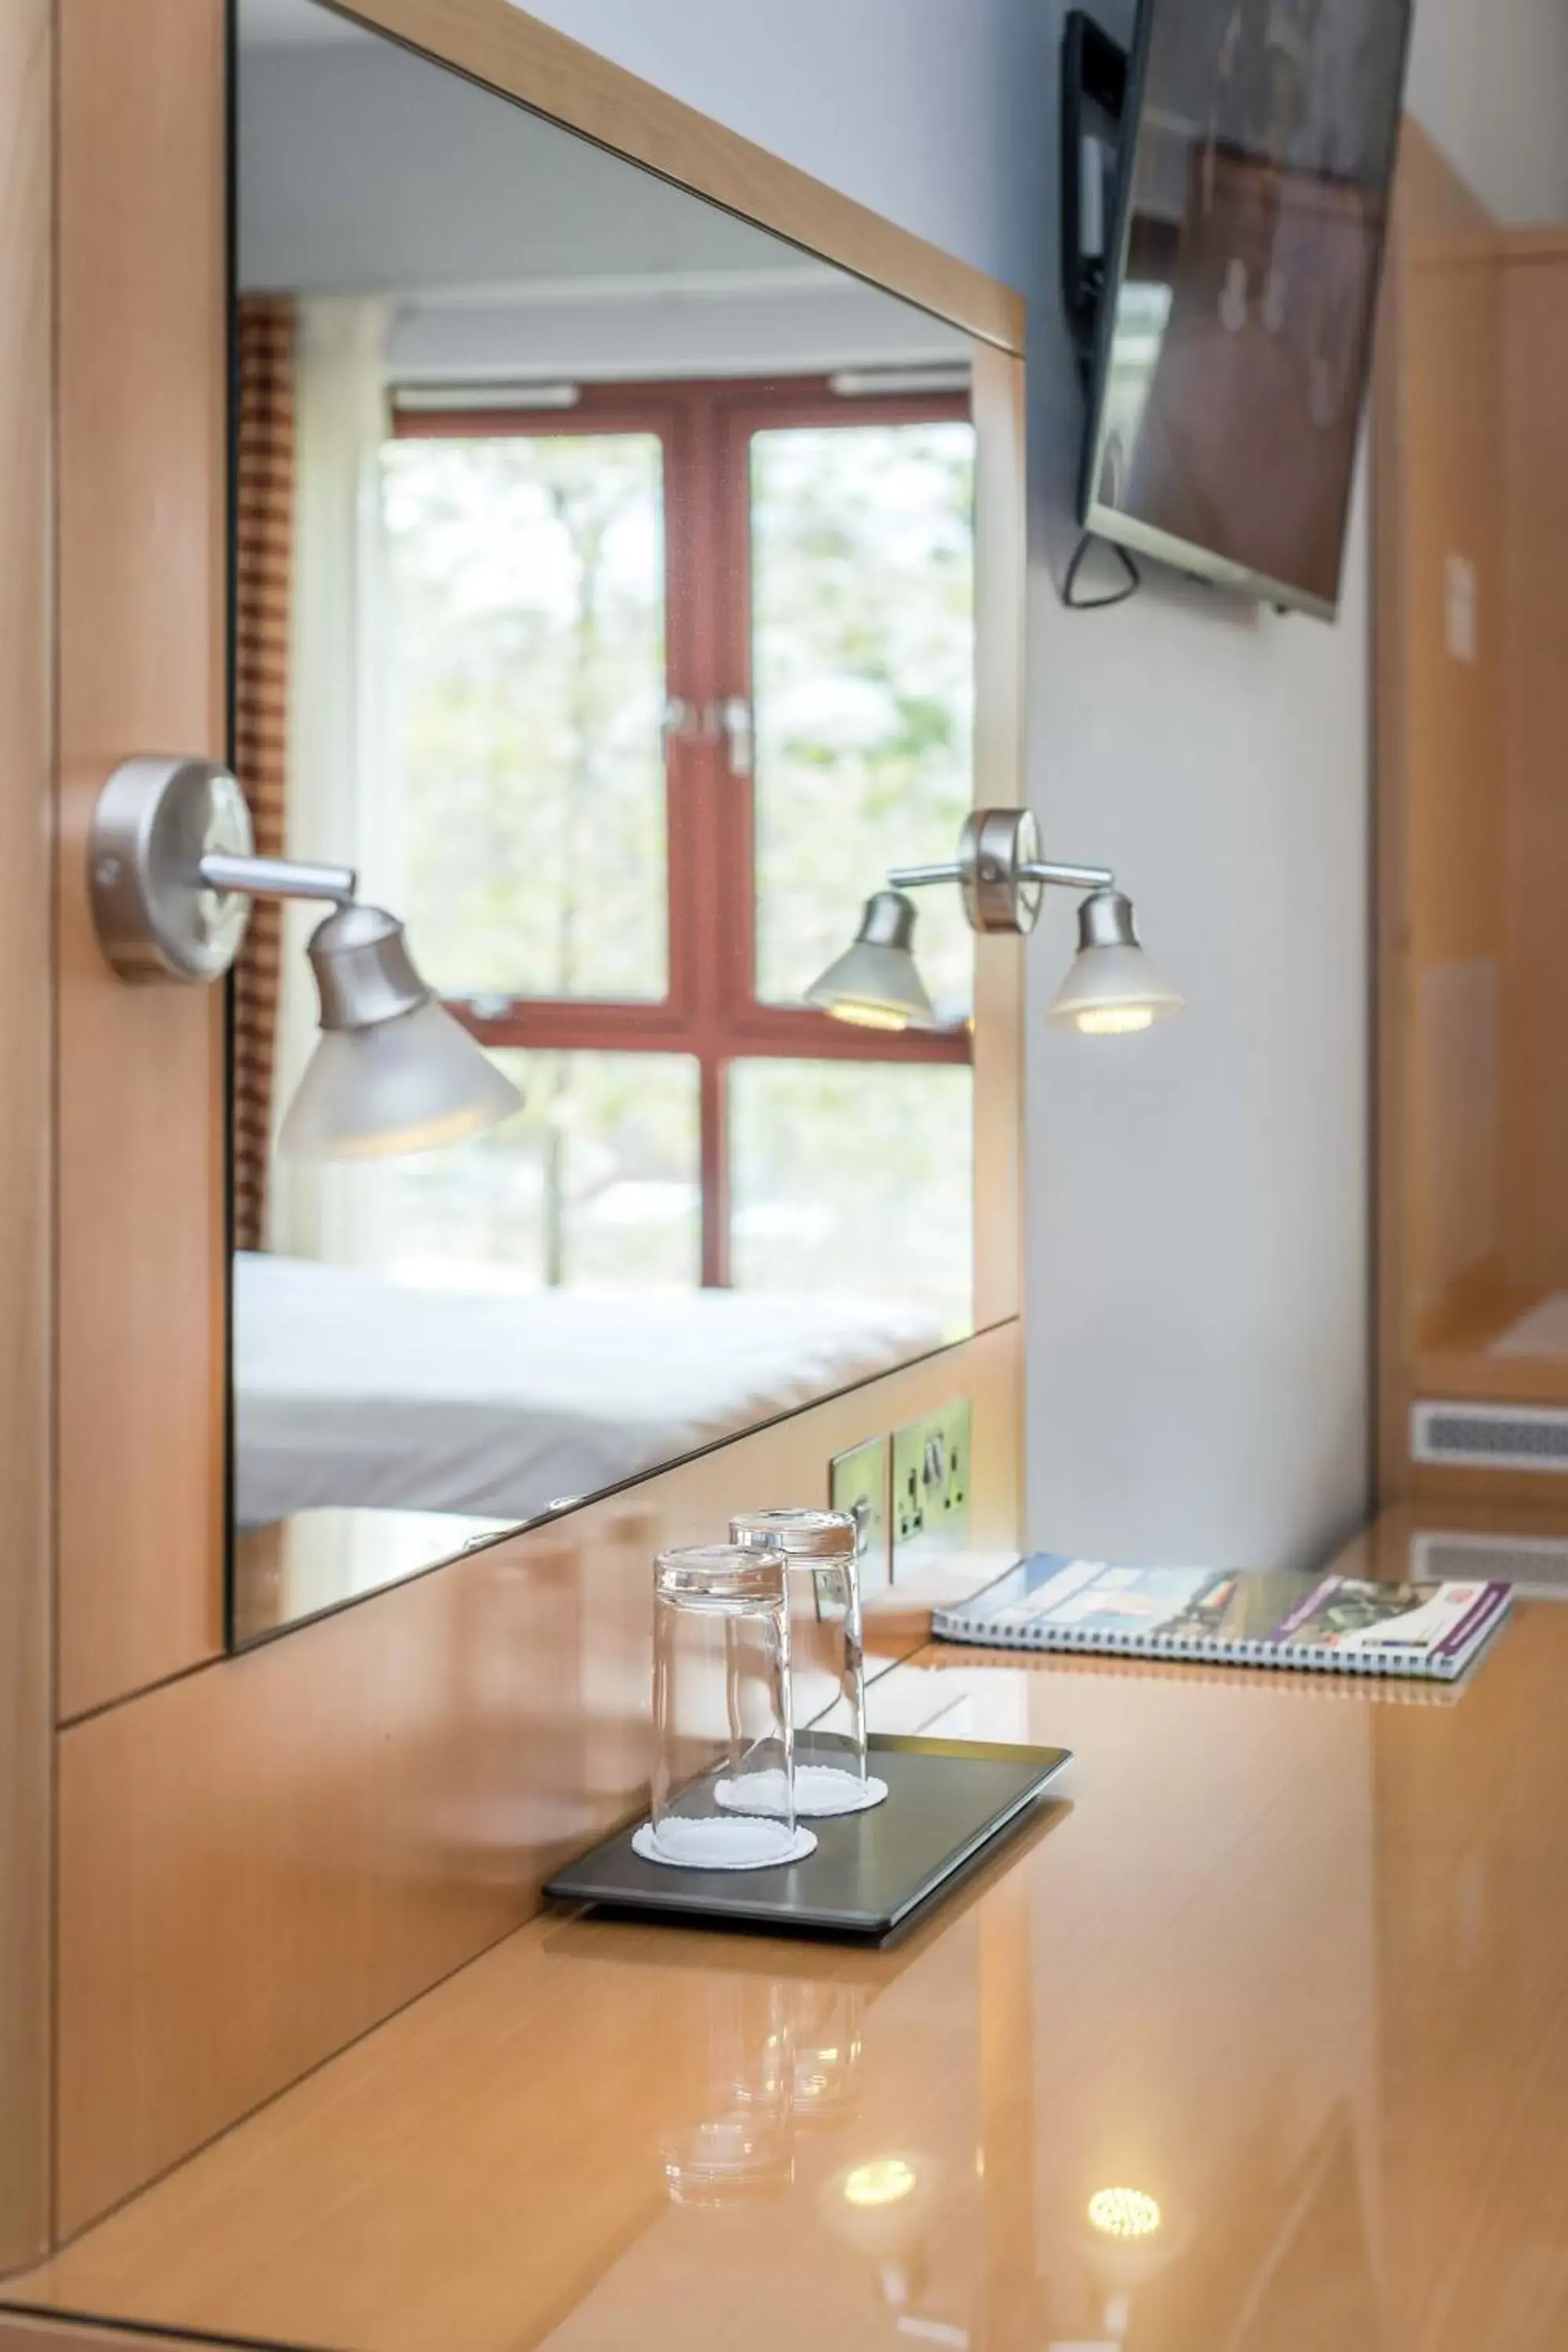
[340,0,1023,355]
[1371,138,1411,1504]
[1497,248,1568,1301]
[1402,230,1504,1325]
[1375,122,1504,1499]
[0,2325,244,2352]
[1377,132,1568,1498]
[1485,227,1568,264]
[1390,118,1498,260]
[56,0,228,1719]
[55,1321,1019,2236]
[0,0,54,2278]
[970,347,1027,1335]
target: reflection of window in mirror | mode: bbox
[368,382,975,1316]
[231,0,979,1620]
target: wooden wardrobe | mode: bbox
[1377,123,1568,1508]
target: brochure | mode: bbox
[931,1556,1512,1682]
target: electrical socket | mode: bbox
[829,1433,889,1592]
[891,1399,971,1581]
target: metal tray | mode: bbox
[543,1733,1073,1942]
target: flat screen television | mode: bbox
[1080,0,1413,619]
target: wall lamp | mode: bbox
[807,808,1184,1037]
[88,755,522,1160]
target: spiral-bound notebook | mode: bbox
[932,1557,1513,1682]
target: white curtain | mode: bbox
[266,295,397,1267]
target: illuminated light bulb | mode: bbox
[1047,890,1184,1039]
[826,1000,909,1033]
[1073,1004,1156,1037]
[1087,2185,1163,2240]
[804,891,938,1032]
[843,2157,919,2209]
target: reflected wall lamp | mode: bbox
[807,808,1184,1037]
[88,755,522,1160]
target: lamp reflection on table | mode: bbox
[1062,2177,1189,2345]
[822,2147,945,2335]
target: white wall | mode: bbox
[1406,0,1568,223]
[514,0,1378,1570]
[513,0,1057,289]
[238,33,967,376]
[238,38,798,292]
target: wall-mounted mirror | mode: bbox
[230,0,989,1642]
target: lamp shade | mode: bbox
[277,902,523,1160]
[804,892,938,1032]
[278,997,523,1160]
[1047,889,1185,1036]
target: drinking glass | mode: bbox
[638,1544,812,1871]
[729,1507,886,1815]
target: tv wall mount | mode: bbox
[1062,9,1131,372]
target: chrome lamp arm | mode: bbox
[197,850,358,905]
[1018,857,1115,893]
[887,852,1115,898]
[886,808,1115,938]
[885,859,966,890]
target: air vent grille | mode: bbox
[1412,1400,1568,1472]
[1413,1533,1568,1595]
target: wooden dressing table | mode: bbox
[6,1508,1568,2352]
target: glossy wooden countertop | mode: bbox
[12,1513,1568,2352]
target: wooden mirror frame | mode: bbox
[3,0,1027,2263]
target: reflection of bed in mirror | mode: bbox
[234,1252,943,1528]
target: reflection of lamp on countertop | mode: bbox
[806,808,1184,1039]
[1073,2179,1191,2339]
[88,754,521,1159]
[821,2151,940,2260]
[822,2154,958,2340]
[1087,2184,1163,2242]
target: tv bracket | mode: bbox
[1062,9,1131,378]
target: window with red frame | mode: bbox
[369,377,976,1333]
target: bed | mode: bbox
[234,1251,948,1528]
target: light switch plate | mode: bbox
[891,1399,972,1581]
[1444,550,1478,664]
[829,1434,889,1592]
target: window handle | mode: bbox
[662,695,698,745]
[719,695,753,779]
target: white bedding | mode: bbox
[234,1253,946,1528]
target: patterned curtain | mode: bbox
[233,295,296,1254]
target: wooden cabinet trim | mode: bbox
[56,0,229,1720]
[0,0,56,2277]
